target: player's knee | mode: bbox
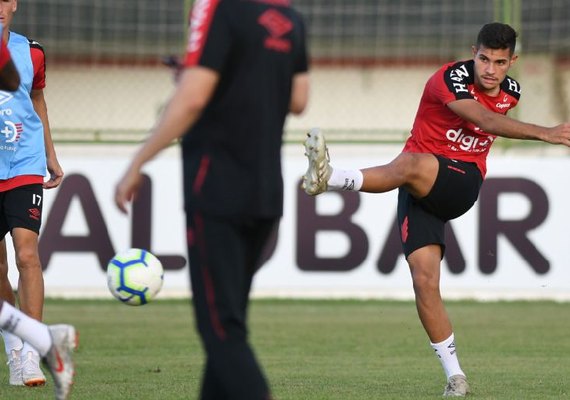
[0,260,8,277]
[410,267,440,293]
[14,249,41,271]
[392,152,436,184]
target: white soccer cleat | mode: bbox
[43,324,78,400]
[443,374,470,397]
[302,127,332,196]
[6,348,23,385]
[22,351,46,386]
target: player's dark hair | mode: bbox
[476,22,517,55]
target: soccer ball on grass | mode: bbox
[106,248,164,306]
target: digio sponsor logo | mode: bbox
[445,128,491,152]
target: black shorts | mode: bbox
[0,184,43,239]
[397,156,483,258]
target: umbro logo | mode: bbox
[258,9,293,52]
[0,91,14,106]
[28,208,41,221]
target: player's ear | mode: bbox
[471,45,478,58]
[12,0,17,12]
[509,54,519,67]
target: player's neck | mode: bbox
[474,82,500,97]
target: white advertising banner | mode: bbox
[10,146,570,301]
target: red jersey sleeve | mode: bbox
[29,40,46,90]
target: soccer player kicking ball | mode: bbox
[303,22,570,397]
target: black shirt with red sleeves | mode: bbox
[181,0,308,218]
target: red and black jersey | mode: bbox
[181,0,309,217]
[403,59,521,177]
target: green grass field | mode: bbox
[1,299,569,399]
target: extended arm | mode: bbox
[114,66,219,212]
[448,98,570,146]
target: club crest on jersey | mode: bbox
[1,120,23,143]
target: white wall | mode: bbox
[5,144,570,301]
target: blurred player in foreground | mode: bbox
[115,0,309,398]
[0,0,65,388]
[0,22,76,400]
[0,23,18,91]
[303,22,570,397]
[0,301,76,400]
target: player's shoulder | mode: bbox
[11,32,46,54]
[500,74,522,100]
[11,31,44,50]
[23,37,46,71]
[428,60,474,98]
[27,39,46,70]
[441,60,475,81]
[27,38,45,52]
[231,0,299,12]
[8,32,45,55]
[218,0,303,27]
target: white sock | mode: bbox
[1,330,23,354]
[22,341,41,357]
[0,303,51,356]
[430,333,465,379]
[327,168,363,191]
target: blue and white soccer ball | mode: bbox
[106,248,164,306]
